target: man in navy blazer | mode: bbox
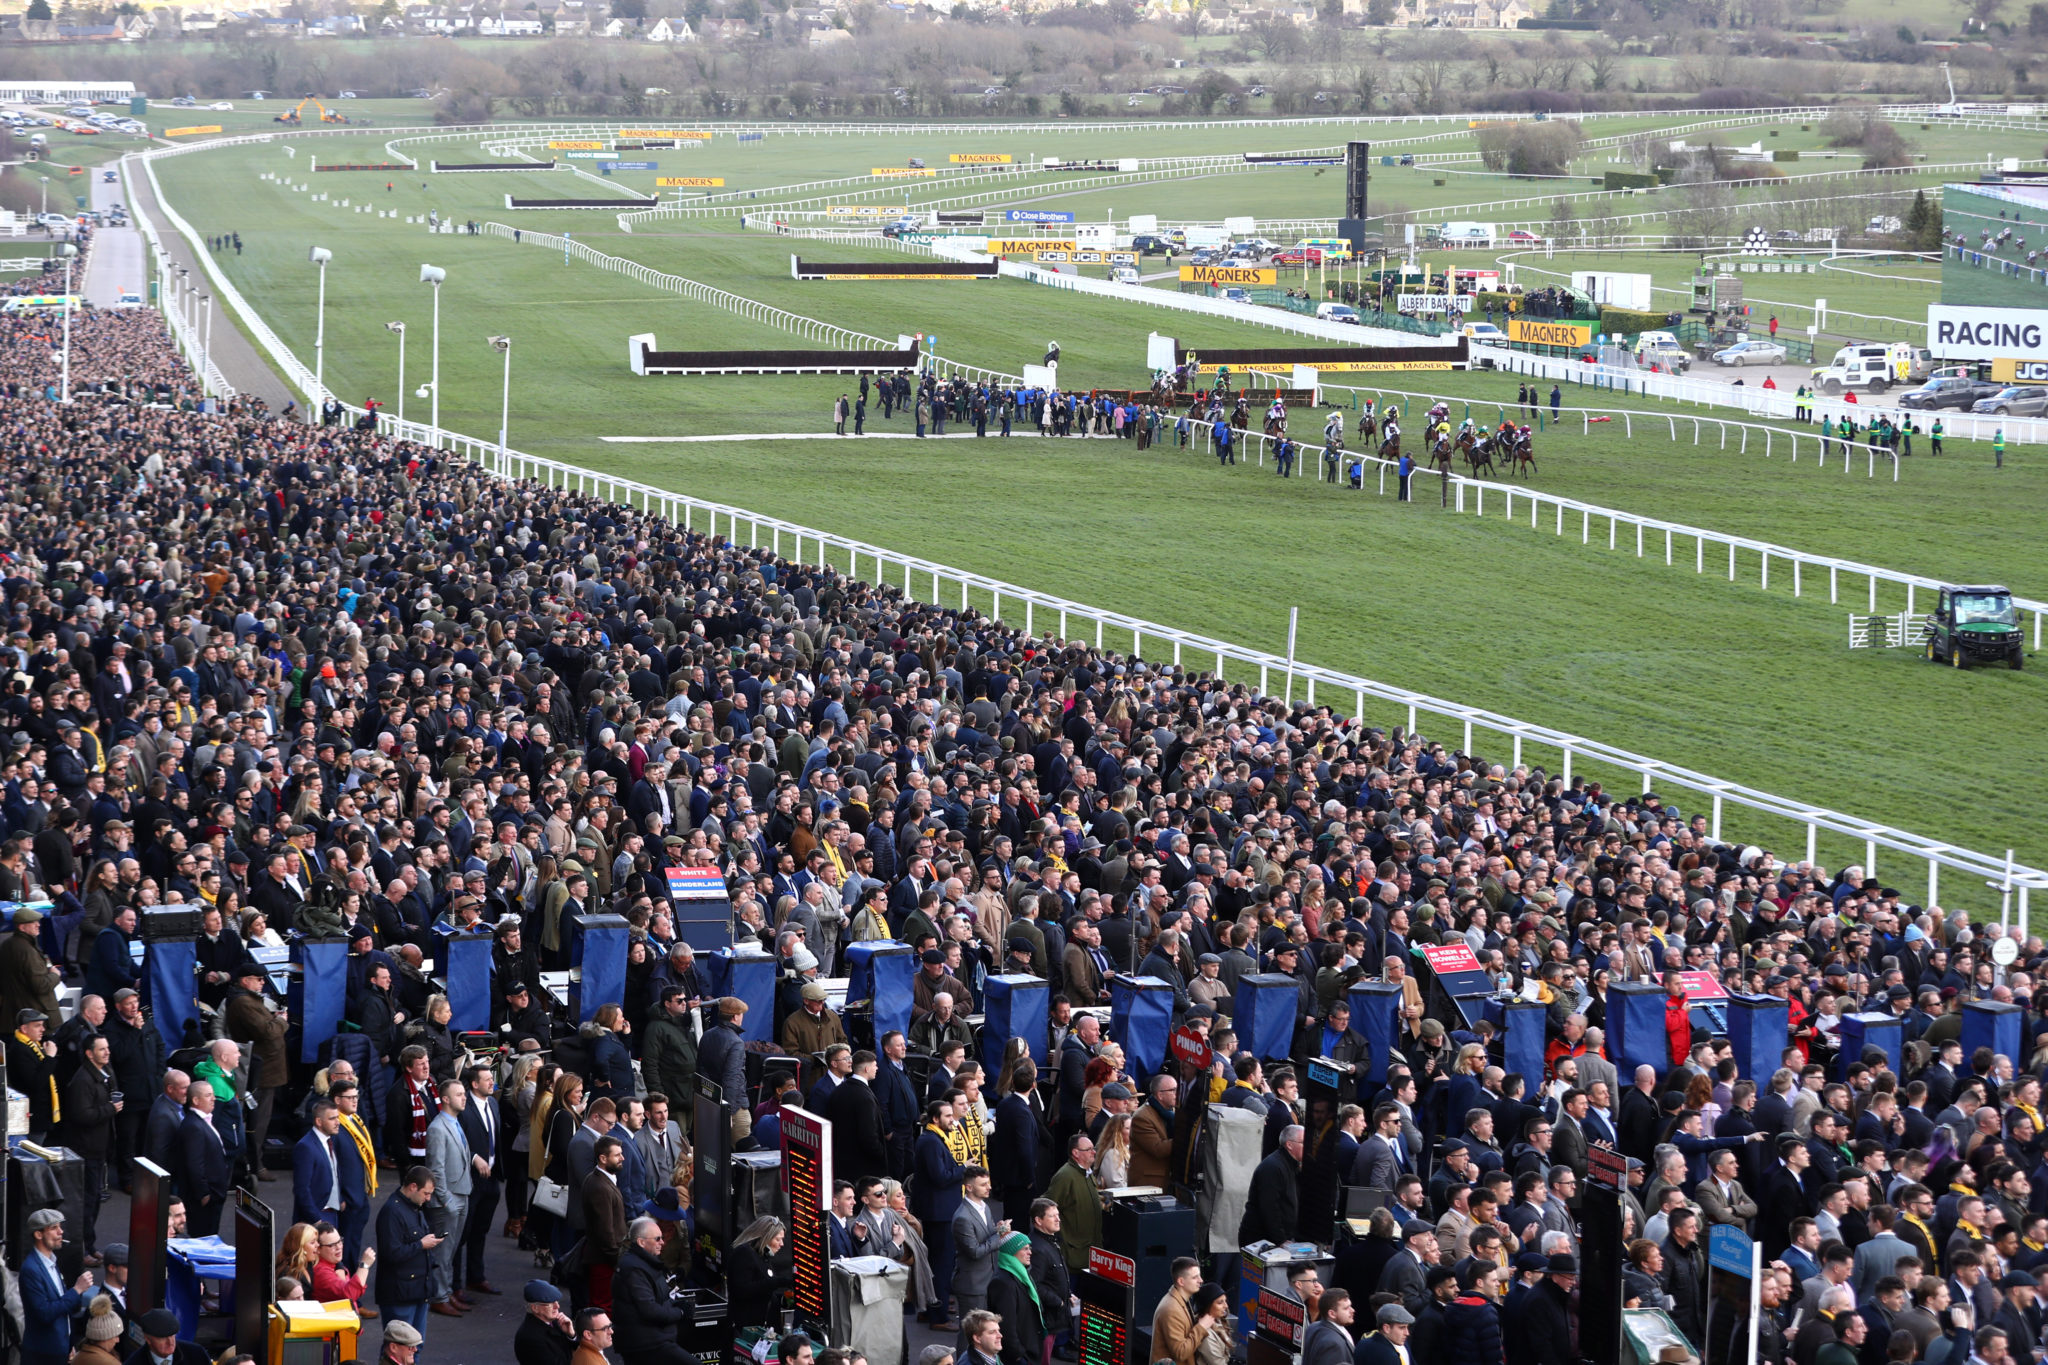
[912,1100,968,1328]
[19,1207,92,1365]
[178,1088,233,1238]
[292,1100,368,1238]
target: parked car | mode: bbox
[1971,386,2048,416]
[1273,249,1310,265]
[1316,303,1361,325]
[1460,322,1507,342]
[1712,339,1787,367]
[1898,376,1999,410]
[1221,287,1251,303]
[1130,234,1172,256]
[1227,242,1262,260]
[1505,230,1546,244]
[101,169,117,183]
[1111,265,1140,284]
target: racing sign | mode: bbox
[824,205,909,216]
[1034,251,1072,263]
[951,153,1014,163]
[1170,1024,1212,1070]
[1930,303,2048,360]
[163,125,223,137]
[872,167,937,177]
[1181,264,1276,286]
[620,129,712,139]
[565,151,619,159]
[987,238,1078,255]
[548,140,606,150]
[657,177,725,187]
[1006,208,1075,224]
[1508,318,1593,347]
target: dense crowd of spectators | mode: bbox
[0,297,2040,1365]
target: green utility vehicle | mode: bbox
[1926,585,2025,669]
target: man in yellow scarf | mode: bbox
[6,1009,59,1141]
[331,1079,380,1282]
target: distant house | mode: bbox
[807,21,850,40]
[479,10,544,32]
[644,14,693,38]
[697,15,750,37]
[550,4,589,31]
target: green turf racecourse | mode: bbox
[145,118,2048,890]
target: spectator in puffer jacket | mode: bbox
[1442,1261,1505,1365]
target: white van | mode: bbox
[1812,341,1923,394]
[1110,265,1139,284]
[1316,302,1361,325]
[1633,330,1691,372]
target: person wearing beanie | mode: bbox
[71,1295,123,1365]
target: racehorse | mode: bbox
[1507,429,1538,478]
[1427,433,1455,476]
[1458,430,1496,477]
[1377,431,1401,464]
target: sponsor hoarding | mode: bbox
[1181,264,1278,286]
[1508,318,1594,347]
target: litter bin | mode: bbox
[831,1255,911,1365]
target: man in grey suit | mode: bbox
[1349,1104,1408,1191]
[636,1094,686,1192]
[565,1097,614,1234]
[1552,1091,1591,1185]
[951,1166,1009,1335]
[1577,1031,1619,1104]
[1376,1220,1438,1319]
[1853,1205,1917,1299]
[1694,1148,1759,1228]
[423,1079,474,1317]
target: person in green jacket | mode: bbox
[1820,414,1834,458]
[1931,417,1944,456]
[1995,427,2006,468]
[640,986,699,1137]
[1043,1132,1104,1274]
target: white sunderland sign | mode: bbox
[1928,304,2048,360]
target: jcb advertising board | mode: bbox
[987,238,1078,255]
[1508,318,1593,348]
[1181,264,1277,287]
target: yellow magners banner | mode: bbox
[950,153,1014,164]
[986,238,1078,254]
[657,177,725,187]
[872,167,938,177]
[548,141,605,150]
[1508,318,1593,347]
[621,130,712,139]
[164,125,224,137]
[1181,264,1278,287]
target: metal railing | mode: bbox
[1477,344,2048,447]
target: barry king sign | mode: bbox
[1929,304,2048,360]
